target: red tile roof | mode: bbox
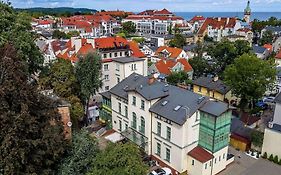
[129,41,146,58]
[188,146,214,163]
[155,58,193,75]
[155,46,183,59]
[154,8,173,15]
[95,36,128,49]
[276,50,281,59]
[237,28,252,33]
[198,17,237,35]
[125,15,183,21]
[190,16,205,22]
[77,43,95,55]
[38,19,53,25]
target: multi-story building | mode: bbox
[102,73,234,175]
[262,92,281,159]
[197,17,242,42]
[123,9,184,35]
[151,46,188,63]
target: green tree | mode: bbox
[59,130,99,175]
[169,34,186,48]
[132,37,145,43]
[122,21,136,34]
[88,143,148,175]
[250,130,264,147]
[0,44,67,174]
[75,52,102,112]
[269,154,274,161]
[39,59,83,129]
[0,2,43,74]
[52,29,67,39]
[166,71,190,86]
[189,56,212,78]
[234,40,251,56]
[259,30,274,45]
[263,152,268,159]
[66,30,80,39]
[224,54,276,108]
[274,155,279,164]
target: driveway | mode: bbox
[218,147,281,175]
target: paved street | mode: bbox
[218,147,281,175]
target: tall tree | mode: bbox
[122,21,136,35]
[58,130,99,175]
[189,56,212,78]
[224,53,276,108]
[259,30,274,45]
[169,34,186,48]
[0,44,67,174]
[166,71,190,86]
[88,143,148,175]
[39,58,84,129]
[0,2,43,74]
[75,52,102,112]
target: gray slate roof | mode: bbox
[100,91,111,99]
[252,45,266,54]
[110,73,229,125]
[230,117,253,139]
[112,57,145,63]
[183,44,197,52]
[149,87,209,125]
[192,76,231,94]
[199,100,228,117]
[264,26,281,33]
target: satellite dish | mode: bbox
[67,122,72,127]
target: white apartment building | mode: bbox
[103,73,234,175]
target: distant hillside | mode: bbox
[16,7,97,16]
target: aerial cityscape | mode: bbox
[1,0,281,175]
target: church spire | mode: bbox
[244,0,251,15]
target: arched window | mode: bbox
[140,116,145,134]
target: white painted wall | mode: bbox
[262,128,281,158]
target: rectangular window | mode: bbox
[132,96,136,106]
[141,100,145,110]
[219,156,221,161]
[215,158,217,164]
[205,163,207,169]
[119,120,122,131]
[109,53,112,58]
[157,122,161,136]
[223,153,225,159]
[156,142,161,156]
[125,106,128,117]
[125,123,128,130]
[166,148,170,162]
[103,53,107,58]
[105,86,109,91]
[104,64,109,71]
[116,63,120,71]
[192,159,195,165]
[134,64,136,70]
[118,102,121,113]
[117,77,120,83]
[166,126,171,141]
[105,75,109,80]
[114,52,118,57]
[198,86,202,92]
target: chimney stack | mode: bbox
[148,76,156,85]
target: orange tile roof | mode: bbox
[276,50,281,59]
[129,41,146,58]
[188,146,214,163]
[263,44,273,52]
[190,16,205,22]
[95,36,128,49]
[155,58,193,75]
[77,43,95,55]
[155,46,183,59]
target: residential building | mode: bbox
[151,46,188,63]
[252,45,271,60]
[123,9,184,35]
[262,92,281,158]
[243,1,251,23]
[103,73,233,174]
[261,26,281,37]
[189,16,205,33]
[275,50,281,66]
[197,17,242,42]
[273,36,281,53]
[148,58,193,79]
[193,76,235,104]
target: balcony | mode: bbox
[121,128,148,151]
[139,125,145,135]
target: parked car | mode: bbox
[263,96,275,104]
[255,100,268,110]
[148,167,172,175]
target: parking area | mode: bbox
[218,147,281,175]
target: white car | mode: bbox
[149,167,172,175]
[263,96,275,104]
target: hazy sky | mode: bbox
[8,0,281,12]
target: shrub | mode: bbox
[278,159,281,165]
[269,154,274,161]
[263,152,267,159]
[274,155,279,163]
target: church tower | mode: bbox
[244,0,251,23]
